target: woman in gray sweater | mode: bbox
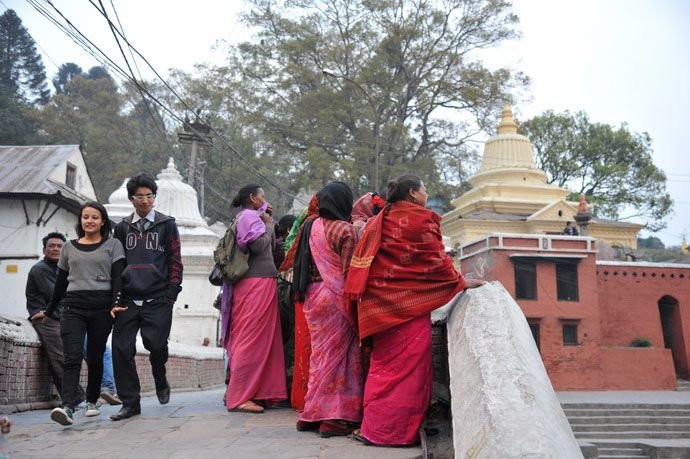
[45,202,125,426]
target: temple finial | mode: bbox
[497,105,518,135]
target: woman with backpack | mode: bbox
[224,184,287,413]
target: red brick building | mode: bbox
[459,234,689,390]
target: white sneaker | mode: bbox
[84,402,100,417]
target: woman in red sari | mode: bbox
[345,174,483,446]
[292,182,362,437]
[279,195,319,411]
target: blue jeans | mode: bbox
[84,337,116,392]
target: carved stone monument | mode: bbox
[443,282,582,458]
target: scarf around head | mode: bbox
[280,195,319,273]
[352,192,385,232]
[236,202,268,250]
[293,182,353,302]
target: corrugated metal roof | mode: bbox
[0,145,80,194]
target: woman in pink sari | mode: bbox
[292,182,362,437]
[224,184,286,413]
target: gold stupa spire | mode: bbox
[497,105,518,134]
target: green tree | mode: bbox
[637,236,665,249]
[0,9,50,104]
[196,0,527,199]
[53,62,83,95]
[166,68,299,221]
[0,9,50,144]
[518,110,672,231]
[40,69,176,199]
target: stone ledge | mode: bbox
[0,316,225,410]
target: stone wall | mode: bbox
[0,316,224,413]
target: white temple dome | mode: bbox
[154,158,206,228]
[105,158,208,228]
[470,105,548,187]
[106,178,132,221]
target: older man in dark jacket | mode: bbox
[26,232,68,396]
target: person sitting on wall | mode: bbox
[563,221,579,236]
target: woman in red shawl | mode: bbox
[345,174,484,446]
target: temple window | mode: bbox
[556,262,579,301]
[514,261,537,300]
[527,319,541,352]
[562,323,579,346]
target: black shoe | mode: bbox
[156,384,170,405]
[110,405,141,421]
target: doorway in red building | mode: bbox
[658,295,689,379]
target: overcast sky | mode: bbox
[5,0,690,246]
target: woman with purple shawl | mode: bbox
[222,184,287,413]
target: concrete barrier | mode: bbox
[442,282,582,458]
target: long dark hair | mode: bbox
[76,201,112,239]
[386,174,422,203]
[231,184,262,208]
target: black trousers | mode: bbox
[31,317,64,394]
[112,298,173,407]
[60,306,113,408]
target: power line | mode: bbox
[29,0,306,206]
[95,0,170,144]
[82,0,306,205]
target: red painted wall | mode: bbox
[597,264,690,379]
[600,347,676,389]
[460,236,690,389]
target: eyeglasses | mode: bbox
[132,193,156,201]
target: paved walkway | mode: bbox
[5,388,423,459]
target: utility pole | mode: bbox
[177,111,212,189]
[197,160,207,217]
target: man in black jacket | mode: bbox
[26,232,69,396]
[110,174,183,421]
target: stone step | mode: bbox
[677,381,690,391]
[562,403,690,410]
[576,431,690,439]
[568,416,690,425]
[571,423,690,433]
[589,442,646,449]
[597,447,646,457]
[564,408,690,417]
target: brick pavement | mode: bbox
[5,388,424,459]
